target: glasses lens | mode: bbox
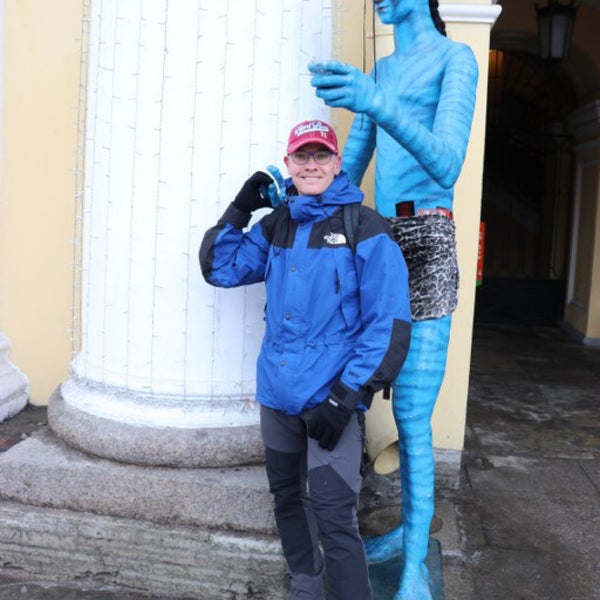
[289,151,334,165]
[291,151,309,164]
[314,151,333,164]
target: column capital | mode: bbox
[440,3,503,25]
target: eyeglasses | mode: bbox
[288,150,336,165]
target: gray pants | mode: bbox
[260,405,371,600]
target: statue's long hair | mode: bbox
[429,0,447,36]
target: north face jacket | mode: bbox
[200,171,411,415]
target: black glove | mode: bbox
[232,171,273,213]
[307,397,354,451]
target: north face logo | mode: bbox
[324,233,347,246]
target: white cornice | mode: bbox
[440,4,503,24]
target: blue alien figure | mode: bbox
[309,1,478,598]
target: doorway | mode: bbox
[475,49,578,325]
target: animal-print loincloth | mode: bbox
[387,214,458,321]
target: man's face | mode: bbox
[284,143,341,196]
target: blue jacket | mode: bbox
[200,171,411,415]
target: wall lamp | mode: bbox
[535,0,578,61]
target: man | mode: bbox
[200,119,411,599]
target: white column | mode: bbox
[51,0,333,466]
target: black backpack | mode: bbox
[342,202,393,400]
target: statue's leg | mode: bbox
[393,317,451,600]
[364,317,451,570]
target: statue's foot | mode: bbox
[392,562,431,600]
[364,526,404,564]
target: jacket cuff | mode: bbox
[218,203,252,229]
[329,380,373,410]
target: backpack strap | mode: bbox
[343,203,361,254]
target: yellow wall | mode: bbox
[564,144,600,340]
[1,1,83,403]
[590,181,600,339]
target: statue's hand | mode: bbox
[263,165,286,208]
[309,60,379,115]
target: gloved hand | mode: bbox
[232,171,274,213]
[307,397,354,451]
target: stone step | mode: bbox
[0,429,287,598]
[0,429,275,534]
[0,500,286,599]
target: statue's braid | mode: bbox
[429,0,447,36]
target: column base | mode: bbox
[0,392,28,424]
[0,333,29,423]
[49,385,264,467]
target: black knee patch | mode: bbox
[265,447,302,493]
[265,448,319,575]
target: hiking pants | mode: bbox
[260,404,371,600]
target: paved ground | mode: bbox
[0,323,599,599]
[455,324,600,600]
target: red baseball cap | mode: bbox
[286,119,339,155]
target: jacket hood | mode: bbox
[284,170,363,223]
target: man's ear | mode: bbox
[283,155,292,174]
[335,154,342,175]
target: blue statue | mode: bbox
[309,1,478,598]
